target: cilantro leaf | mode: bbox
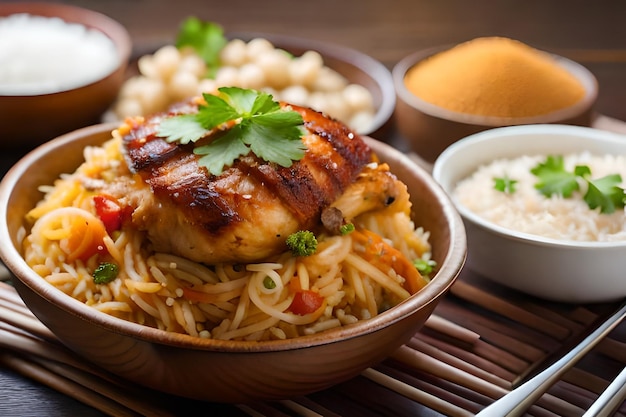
[221,86,269,113]
[243,122,307,167]
[175,18,227,77]
[156,87,306,176]
[529,155,626,214]
[158,114,207,144]
[583,174,625,214]
[493,176,517,194]
[195,127,249,175]
[531,155,579,197]
[196,92,241,128]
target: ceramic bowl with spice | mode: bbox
[433,124,626,303]
[0,2,131,149]
[0,120,466,402]
[394,37,598,163]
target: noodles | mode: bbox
[21,135,434,341]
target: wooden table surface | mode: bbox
[1,1,626,416]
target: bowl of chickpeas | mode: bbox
[110,29,395,137]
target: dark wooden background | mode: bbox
[1,0,625,415]
[48,0,626,122]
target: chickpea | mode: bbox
[168,71,199,101]
[197,78,218,95]
[246,38,275,61]
[137,55,159,79]
[114,36,378,134]
[349,110,375,134]
[178,53,206,78]
[279,85,309,107]
[321,91,350,123]
[220,39,248,67]
[152,45,182,80]
[115,97,144,118]
[343,83,374,112]
[312,66,348,92]
[214,66,239,87]
[238,63,266,90]
[288,50,323,86]
[255,49,291,89]
[136,78,168,114]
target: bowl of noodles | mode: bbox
[0,95,466,402]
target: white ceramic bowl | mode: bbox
[433,124,626,303]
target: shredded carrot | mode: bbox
[351,229,427,294]
[62,216,107,262]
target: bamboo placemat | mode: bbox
[2,267,626,417]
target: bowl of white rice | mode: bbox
[433,124,626,303]
[0,2,131,148]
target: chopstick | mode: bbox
[0,351,143,417]
[474,300,626,416]
[423,314,481,346]
[362,367,474,417]
[582,365,626,417]
[0,281,335,417]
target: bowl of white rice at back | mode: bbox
[0,2,131,149]
[433,124,626,303]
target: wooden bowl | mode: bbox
[240,33,397,138]
[393,44,598,163]
[0,123,466,403]
[0,2,131,149]
[118,32,396,139]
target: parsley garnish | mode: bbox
[530,155,625,214]
[493,176,518,194]
[157,87,306,176]
[175,17,227,78]
[531,155,580,198]
[581,173,625,214]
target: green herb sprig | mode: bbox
[157,87,306,176]
[531,155,580,198]
[493,175,518,194]
[493,155,626,214]
[175,17,227,78]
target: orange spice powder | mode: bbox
[404,37,586,118]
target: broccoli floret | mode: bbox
[286,230,318,256]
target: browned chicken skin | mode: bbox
[117,101,372,264]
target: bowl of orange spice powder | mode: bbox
[392,37,598,163]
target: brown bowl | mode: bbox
[0,2,131,149]
[237,33,397,138]
[0,123,466,403]
[119,32,396,139]
[393,44,598,163]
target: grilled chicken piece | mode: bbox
[116,101,372,264]
[321,162,404,234]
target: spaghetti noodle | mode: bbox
[22,132,433,341]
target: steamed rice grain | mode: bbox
[454,152,626,242]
